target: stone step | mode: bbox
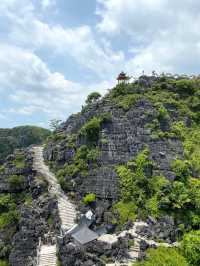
[38,245,57,266]
[58,206,76,213]
[58,210,76,217]
[59,211,76,217]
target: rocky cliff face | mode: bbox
[0,149,58,265]
[44,82,183,201]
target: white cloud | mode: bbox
[0,44,114,124]
[41,0,55,10]
[97,0,200,75]
[0,0,124,79]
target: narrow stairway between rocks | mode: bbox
[32,146,77,266]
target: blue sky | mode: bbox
[1,0,200,128]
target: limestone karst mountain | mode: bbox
[0,74,200,266]
[0,126,50,163]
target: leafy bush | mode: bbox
[75,145,89,160]
[8,175,25,190]
[83,193,96,205]
[12,152,25,169]
[100,112,112,123]
[183,126,200,174]
[111,83,129,97]
[87,148,100,163]
[0,195,16,213]
[171,121,186,140]
[49,132,66,142]
[117,147,153,204]
[145,195,160,218]
[174,79,196,95]
[180,231,200,266]
[86,92,101,104]
[80,117,101,142]
[157,104,170,121]
[0,244,11,260]
[0,210,19,229]
[171,159,192,182]
[134,247,189,266]
[58,176,71,192]
[114,94,141,111]
[188,178,200,209]
[113,201,137,225]
[0,260,9,266]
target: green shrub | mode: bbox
[163,181,190,210]
[100,112,112,123]
[174,79,196,95]
[100,138,108,144]
[56,258,62,266]
[183,126,200,174]
[0,244,11,259]
[13,152,25,169]
[58,176,71,192]
[75,145,88,160]
[117,147,153,204]
[0,194,16,213]
[111,83,129,97]
[0,166,5,173]
[0,210,19,229]
[83,193,96,205]
[86,92,101,104]
[134,247,189,266]
[188,178,200,209]
[24,194,33,207]
[80,117,101,142]
[87,148,100,163]
[50,132,66,142]
[0,260,9,266]
[114,94,141,110]
[171,159,191,182]
[157,104,170,121]
[180,231,200,266]
[171,121,186,140]
[8,175,25,190]
[116,165,133,201]
[145,195,160,218]
[113,201,137,225]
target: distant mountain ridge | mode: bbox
[0,125,50,162]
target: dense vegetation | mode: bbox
[0,126,50,162]
[134,247,189,266]
[115,147,200,232]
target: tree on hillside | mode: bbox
[86,92,101,104]
[49,119,62,131]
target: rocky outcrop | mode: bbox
[44,99,183,200]
[0,148,59,266]
[9,196,58,266]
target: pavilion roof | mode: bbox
[117,71,128,80]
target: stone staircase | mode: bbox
[127,240,140,264]
[38,245,57,266]
[32,146,77,266]
[32,146,77,232]
[58,194,77,231]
